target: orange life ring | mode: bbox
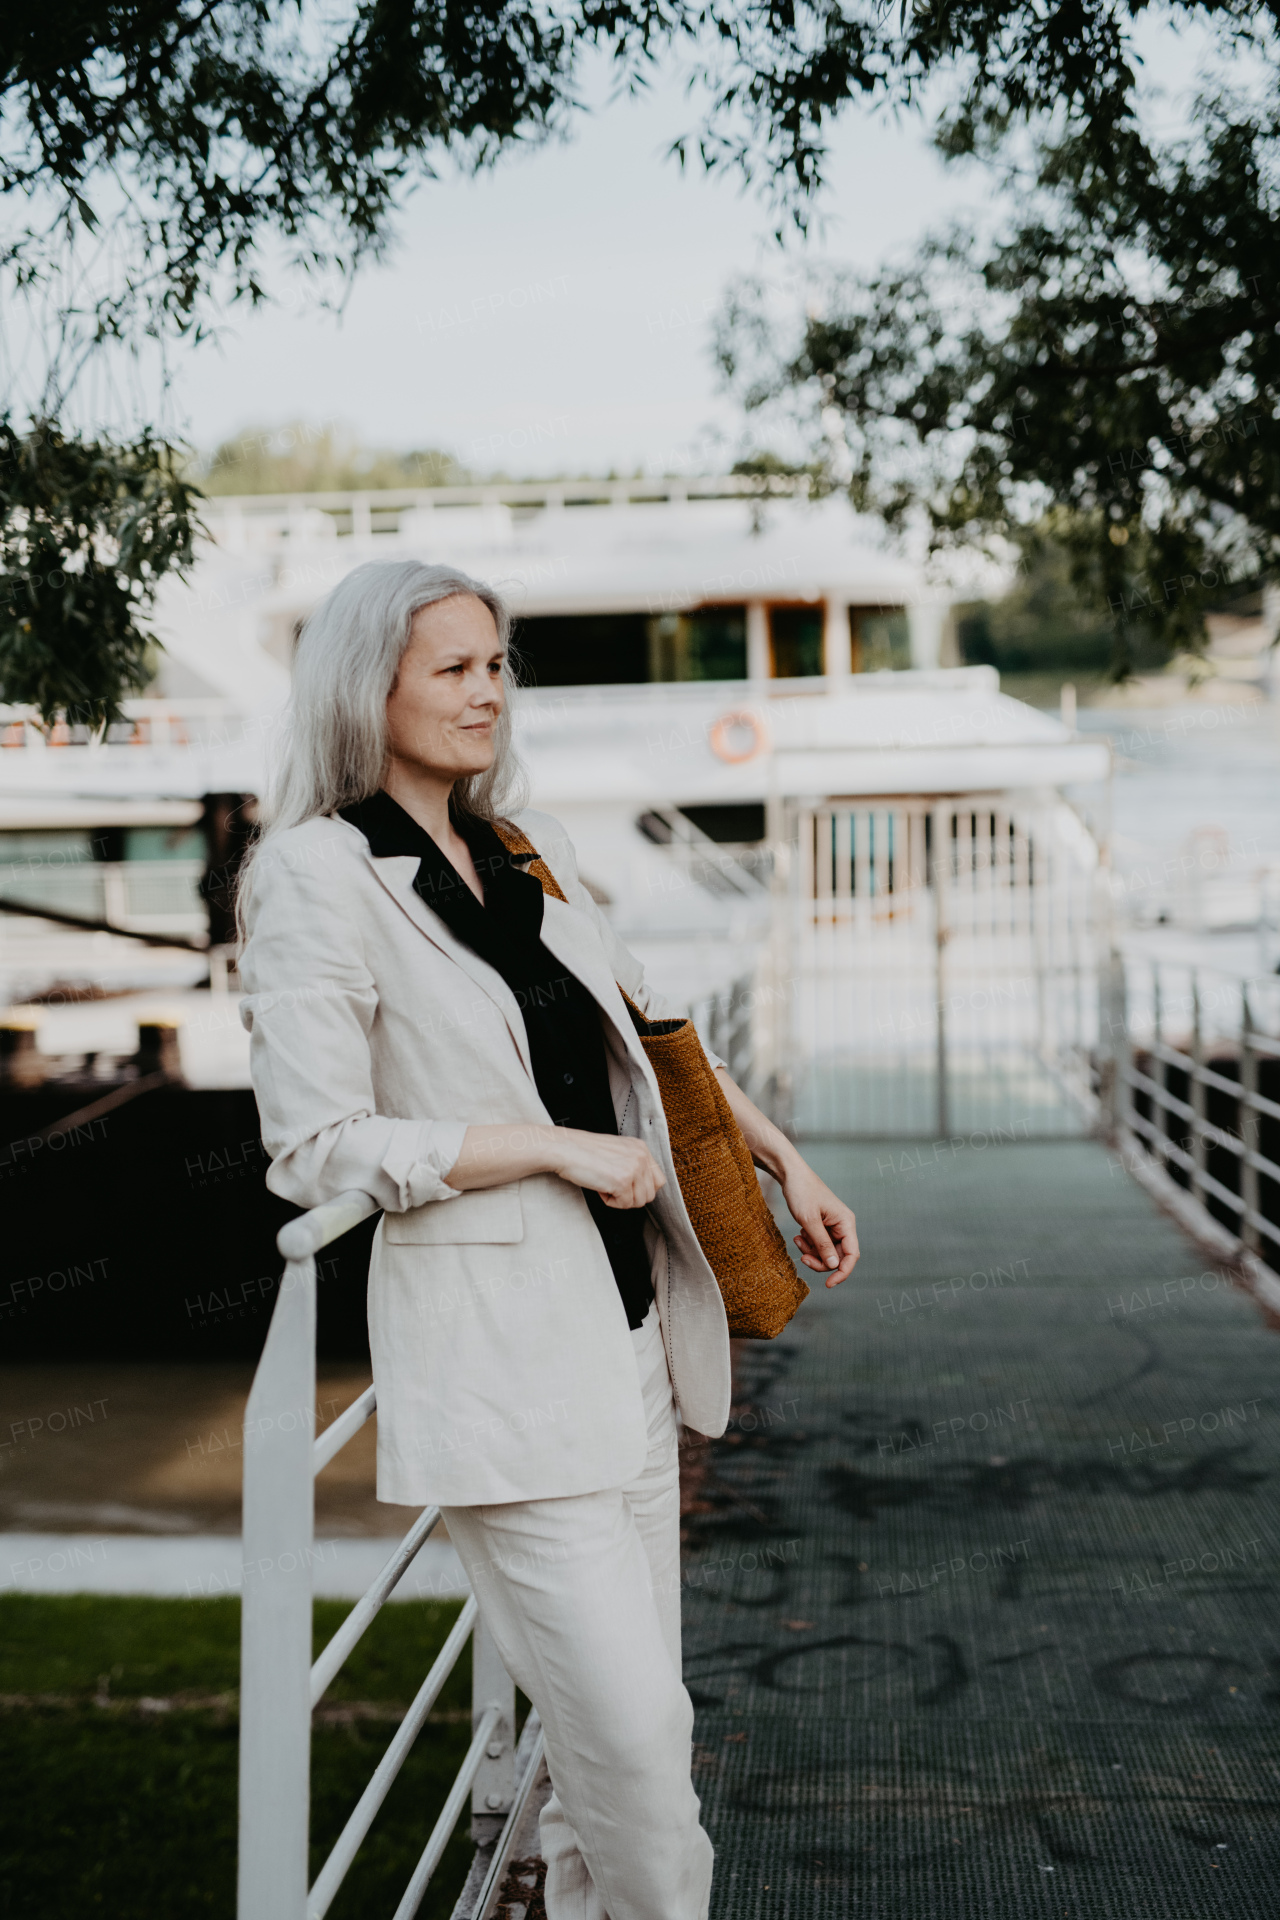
[709,709,768,764]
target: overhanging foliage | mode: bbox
[0,419,202,726]
[716,92,1280,667]
[3,2,1278,705]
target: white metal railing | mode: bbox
[0,698,242,751]
[640,808,772,905]
[0,859,206,934]
[1107,953,1280,1266]
[200,473,814,550]
[238,1190,546,1920]
[691,974,758,1094]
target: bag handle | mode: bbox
[490,818,570,905]
[491,819,686,1038]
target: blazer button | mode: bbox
[563,1072,574,1085]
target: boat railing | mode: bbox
[1106,952,1280,1282]
[1,698,243,752]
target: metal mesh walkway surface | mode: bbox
[680,1141,1279,1919]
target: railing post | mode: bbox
[1151,961,1166,1175]
[1241,986,1261,1255]
[729,973,753,1086]
[758,789,794,1128]
[1190,974,1207,1209]
[238,1253,317,1920]
[1100,947,1127,1134]
[931,804,950,1140]
[470,1615,516,1844]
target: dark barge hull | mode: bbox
[1,1085,376,1361]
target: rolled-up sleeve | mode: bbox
[239,846,467,1212]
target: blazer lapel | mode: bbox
[362,848,535,1080]
[343,814,656,1102]
[487,817,653,1083]
[537,894,659,1089]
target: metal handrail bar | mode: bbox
[1125,1063,1280,1184]
[1126,1063,1237,1146]
[391,1708,504,1920]
[1128,1113,1280,1250]
[467,1719,548,1920]
[1123,945,1280,988]
[309,1505,443,1707]
[307,1598,481,1919]
[277,1190,380,1260]
[1132,983,1280,1060]
[1145,1026,1280,1069]
[1126,1109,1246,1216]
[313,1385,377,1475]
[1144,1038,1280,1123]
[1125,1107,1280,1248]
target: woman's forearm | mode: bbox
[444,1123,664,1208]
[713,1066,802,1181]
[443,1122,566,1191]
[447,1074,796,1192]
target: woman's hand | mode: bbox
[710,1065,860,1288]
[549,1130,666,1209]
[778,1160,860,1286]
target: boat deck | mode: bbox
[682,1139,1278,1917]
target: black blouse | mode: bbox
[340,790,654,1328]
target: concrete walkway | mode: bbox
[682,1140,1279,1919]
[0,1531,467,1599]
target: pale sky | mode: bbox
[27,19,1200,480]
[173,57,985,477]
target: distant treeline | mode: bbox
[191,421,656,497]
[192,422,469,496]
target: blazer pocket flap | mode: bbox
[384,1184,523,1245]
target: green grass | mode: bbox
[0,1594,478,1920]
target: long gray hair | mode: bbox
[237,558,526,930]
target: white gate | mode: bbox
[775,795,1101,1139]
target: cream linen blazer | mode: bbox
[239,806,732,1506]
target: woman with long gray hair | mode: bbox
[237,557,858,1919]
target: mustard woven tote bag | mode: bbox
[493,822,809,1339]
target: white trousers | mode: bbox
[442,1305,714,1920]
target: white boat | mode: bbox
[0,477,1108,1121]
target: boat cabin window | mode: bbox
[508,602,911,682]
[512,607,747,685]
[511,613,650,686]
[679,804,767,844]
[648,607,747,681]
[853,609,911,672]
[769,604,825,677]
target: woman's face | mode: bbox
[385,594,505,783]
